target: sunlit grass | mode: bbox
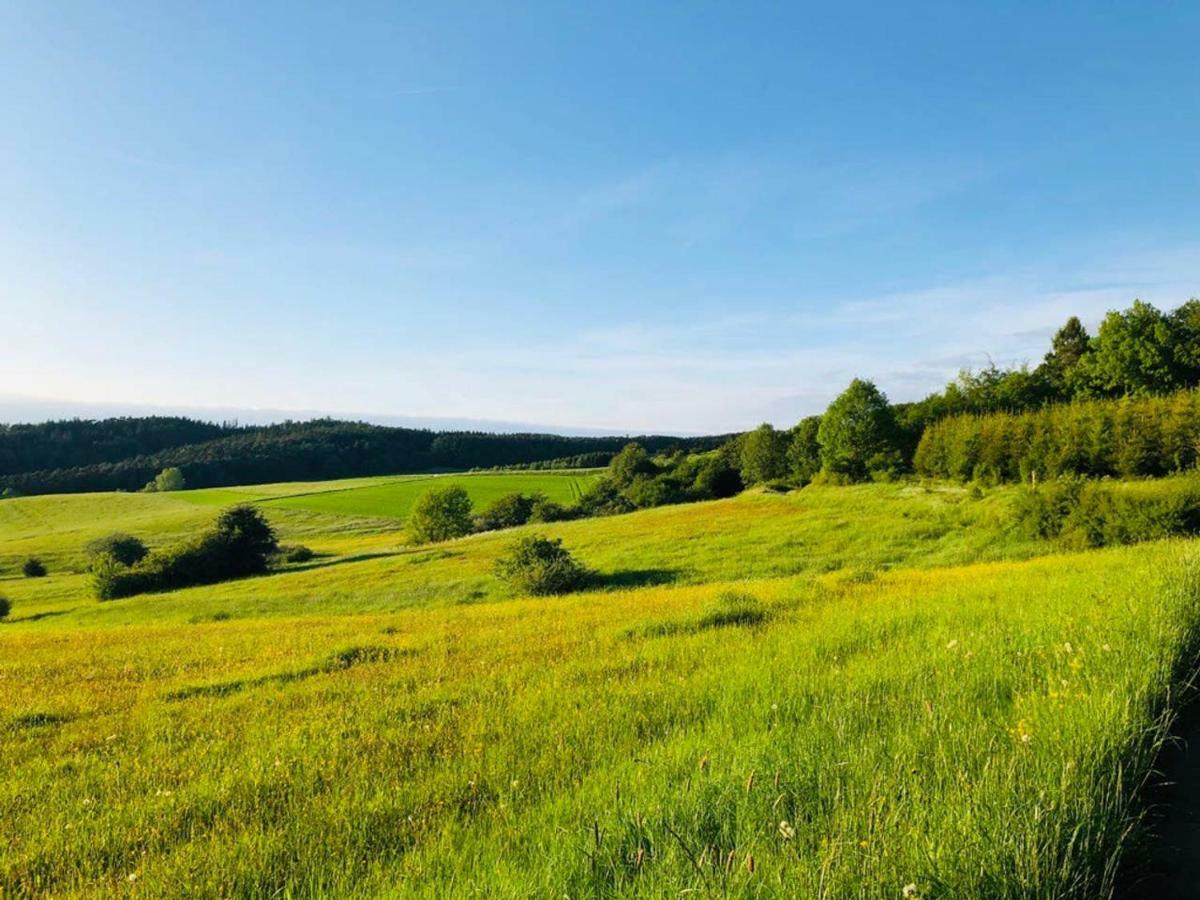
[2,477,1199,895]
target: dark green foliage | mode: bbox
[85,533,149,568]
[474,492,537,531]
[786,416,822,483]
[1,488,21,499]
[739,424,789,485]
[408,485,474,544]
[22,558,46,578]
[493,534,588,596]
[0,420,723,497]
[1014,476,1200,548]
[692,456,743,499]
[1075,300,1180,397]
[622,474,689,509]
[0,416,232,478]
[608,443,659,487]
[93,506,278,600]
[818,380,904,482]
[1039,316,1091,393]
[576,479,636,517]
[916,390,1200,482]
[0,595,10,619]
[895,300,1200,457]
[212,506,279,575]
[277,545,315,563]
[528,497,572,523]
[1170,299,1200,383]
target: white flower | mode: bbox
[778,820,795,840]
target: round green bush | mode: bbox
[0,595,11,619]
[493,534,588,596]
[279,544,315,563]
[22,557,47,578]
[85,533,149,568]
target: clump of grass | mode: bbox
[632,590,770,638]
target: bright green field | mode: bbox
[259,470,598,519]
[1,475,1198,896]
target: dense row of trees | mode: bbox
[4,298,1194,497]
[897,299,1200,438]
[0,417,234,477]
[722,379,905,487]
[914,390,1200,482]
[0,420,721,496]
[727,298,1200,487]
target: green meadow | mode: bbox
[2,472,1198,896]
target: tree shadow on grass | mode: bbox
[4,608,77,624]
[589,568,683,590]
[280,550,439,574]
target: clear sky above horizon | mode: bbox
[3,2,1199,433]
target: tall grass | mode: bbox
[2,543,1198,896]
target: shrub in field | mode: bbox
[143,467,186,493]
[622,474,690,509]
[576,479,635,517]
[85,532,149,568]
[474,492,537,532]
[494,534,588,595]
[94,505,278,600]
[22,557,46,578]
[1014,476,1200,548]
[276,544,314,563]
[0,595,10,620]
[528,496,572,523]
[692,456,743,499]
[408,485,474,544]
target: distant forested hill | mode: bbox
[0,417,236,477]
[0,418,723,495]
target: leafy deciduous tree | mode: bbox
[818,379,903,482]
[408,485,474,544]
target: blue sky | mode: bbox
[2,2,1198,433]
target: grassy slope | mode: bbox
[0,482,1042,629]
[2,477,1199,896]
[260,470,598,518]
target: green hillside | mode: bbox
[2,472,1198,895]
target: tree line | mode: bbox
[914,390,1200,482]
[717,298,1200,488]
[4,297,1195,496]
[0,419,723,496]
